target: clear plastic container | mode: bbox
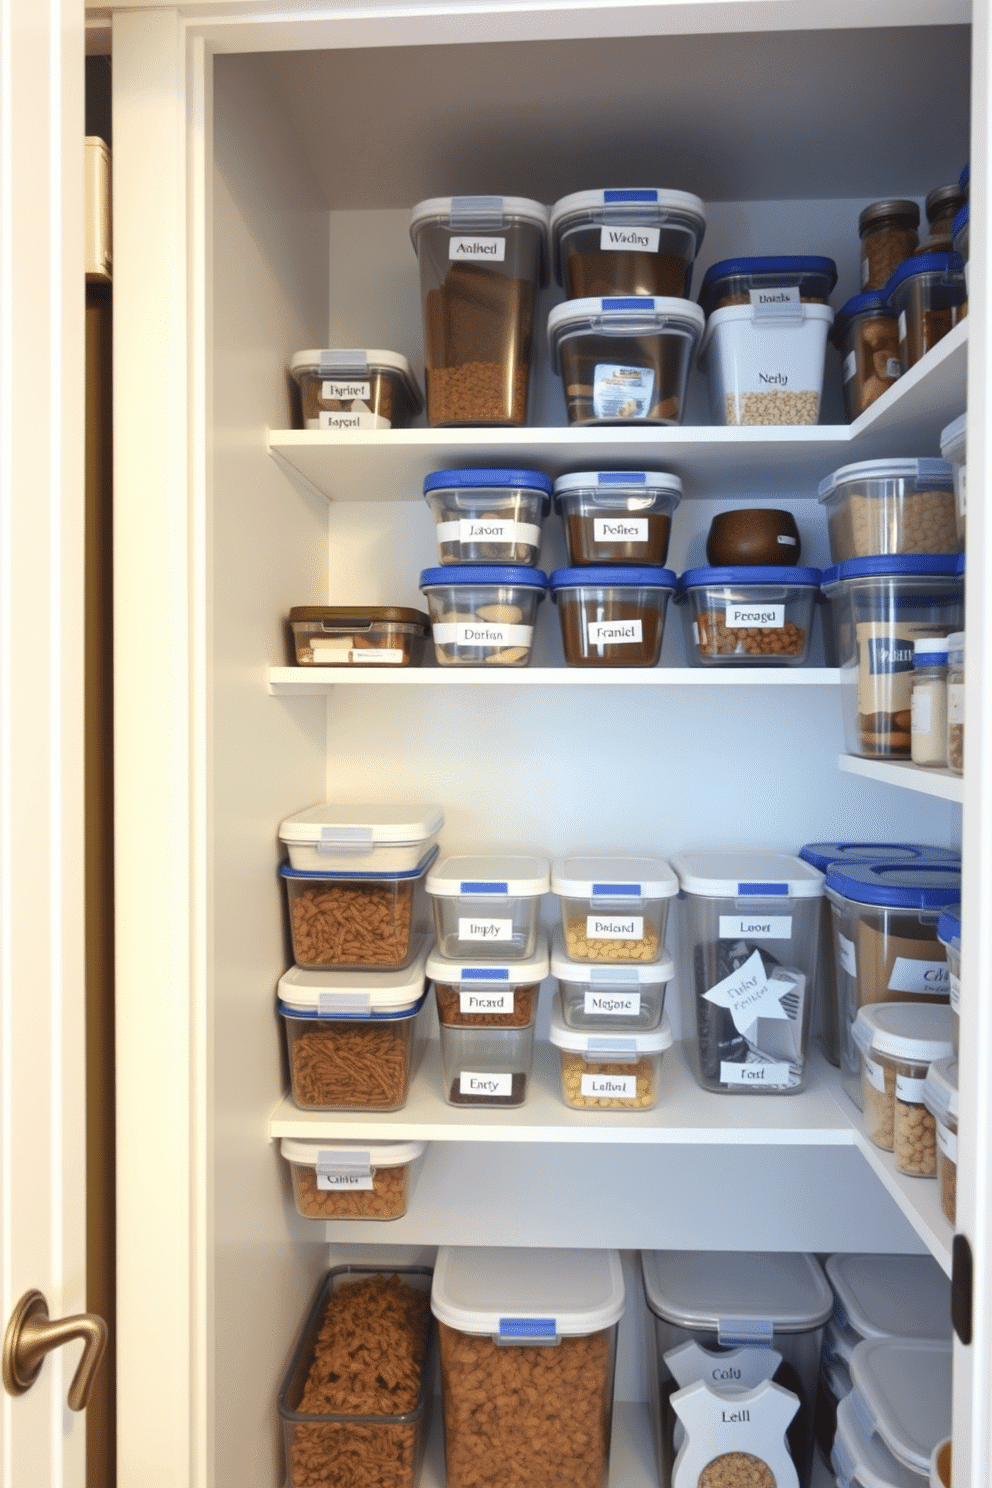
[830,291,902,421]
[671,850,824,1094]
[289,349,423,430]
[553,470,681,566]
[551,927,673,1029]
[549,566,676,666]
[423,467,551,566]
[641,1249,833,1488]
[426,855,549,960]
[278,1266,433,1488]
[548,1005,672,1109]
[946,631,964,774]
[911,638,949,767]
[884,253,966,371]
[279,801,444,874]
[815,1345,852,1466]
[824,1253,951,1343]
[697,254,837,316]
[858,200,920,291]
[820,557,963,760]
[938,412,966,543]
[427,935,548,1028]
[698,300,833,426]
[831,1391,928,1488]
[419,565,547,666]
[280,1138,427,1220]
[817,459,959,564]
[439,1018,536,1107]
[431,1247,624,1488]
[848,1337,952,1482]
[551,854,678,964]
[953,204,969,303]
[550,188,706,300]
[280,848,436,971]
[409,196,548,428]
[288,606,431,667]
[547,296,704,425]
[675,565,820,665]
[936,905,961,1055]
[923,1056,958,1224]
[852,1002,953,1172]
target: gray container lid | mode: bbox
[641,1251,832,1342]
[848,1338,952,1476]
[824,1254,951,1342]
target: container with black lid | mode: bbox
[858,199,920,291]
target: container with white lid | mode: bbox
[823,1254,951,1343]
[698,300,833,426]
[936,905,961,1054]
[551,927,674,1029]
[923,1056,959,1223]
[423,467,552,566]
[852,1002,954,1172]
[551,853,677,964]
[427,935,548,1027]
[279,801,444,873]
[641,1250,832,1488]
[279,1138,427,1221]
[816,1350,854,1466]
[549,187,706,300]
[432,1247,624,1488]
[832,1391,927,1488]
[671,851,824,1095]
[426,854,549,961]
[553,470,681,566]
[817,458,959,565]
[939,412,967,542]
[848,1338,952,1481]
[548,1005,673,1110]
[288,348,423,430]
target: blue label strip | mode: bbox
[460,880,509,894]
[592,882,640,895]
[737,882,788,896]
[499,1317,557,1338]
[461,968,510,980]
[604,189,657,203]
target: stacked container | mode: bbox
[852,1003,954,1172]
[936,904,961,1052]
[839,1338,952,1486]
[923,1057,959,1223]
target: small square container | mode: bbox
[549,565,676,666]
[280,1138,427,1221]
[698,299,833,426]
[884,253,966,371]
[820,557,963,760]
[278,1265,433,1488]
[431,1247,624,1488]
[547,296,704,425]
[549,1007,672,1110]
[671,850,824,1094]
[552,927,674,1030]
[553,470,681,566]
[697,255,837,316]
[847,1338,952,1483]
[852,1002,954,1172]
[817,459,959,564]
[823,1253,951,1343]
[939,412,967,543]
[829,291,902,421]
[550,188,706,300]
[675,565,820,665]
[641,1250,833,1488]
[428,935,548,1028]
[923,1057,959,1223]
[287,606,431,667]
[409,196,549,427]
[551,854,678,964]
[423,467,551,566]
[419,565,547,666]
[426,855,549,961]
[831,1392,928,1488]
[278,947,428,1111]
[288,349,423,430]
[936,905,961,1054]
[439,1018,536,1107]
[280,847,436,972]
[278,801,443,874]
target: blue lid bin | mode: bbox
[423,467,552,567]
[549,566,677,666]
[883,252,966,372]
[675,566,821,667]
[419,566,547,666]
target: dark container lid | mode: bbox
[697,255,837,316]
[822,554,962,585]
[288,605,430,628]
[829,291,894,347]
[883,252,965,297]
[678,564,821,591]
[423,467,553,497]
[419,565,548,590]
[858,200,921,235]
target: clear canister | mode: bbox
[946,631,964,773]
[937,905,961,1055]
[858,199,920,291]
[852,1002,953,1175]
[885,253,966,371]
[923,1056,958,1223]
[829,292,901,421]
[911,638,949,767]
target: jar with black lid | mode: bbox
[859,199,920,291]
[919,184,968,255]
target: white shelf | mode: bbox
[851,1131,953,1276]
[838,754,964,803]
[269,666,841,693]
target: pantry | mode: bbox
[101,3,989,1487]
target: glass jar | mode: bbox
[910,637,949,767]
[919,184,967,254]
[858,200,919,291]
[946,631,964,773]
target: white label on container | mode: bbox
[587,618,643,645]
[912,689,933,733]
[843,349,857,385]
[888,956,949,994]
[748,286,802,321]
[449,235,506,262]
[703,948,790,1036]
[347,648,405,665]
[725,603,785,629]
[457,917,513,942]
[692,622,700,644]
[861,255,871,287]
[898,309,908,344]
[938,1123,958,1162]
[321,379,371,401]
[885,356,902,380]
[432,622,532,648]
[895,1073,927,1103]
[719,915,792,940]
[720,1061,794,1087]
[664,1341,783,1393]
[459,989,514,1014]
[587,914,643,940]
[583,991,642,1016]
[950,970,961,1014]
[837,933,857,978]
[776,534,798,547]
[959,467,967,517]
[581,1072,636,1099]
[318,410,390,430]
[593,364,655,420]
[593,516,648,543]
[317,1171,375,1190]
[948,683,965,725]
[459,1071,513,1097]
[599,225,661,253]
[864,1054,887,1093]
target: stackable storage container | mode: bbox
[287,606,431,667]
[427,936,548,1027]
[548,1006,673,1109]
[936,905,961,1054]
[419,565,547,666]
[549,566,676,666]
[671,851,824,1094]
[831,1391,927,1488]
[551,854,678,963]
[675,565,820,665]
[423,467,552,566]
[279,802,443,874]
[280,847,437,971]
[426,854,549,960]
[279,1138,427,1220]
[830,292,901,421]
[439,1017,537,1108]
[923,1057,959,1223]
[547,296,704,425]
[432,1247,624,1488]
[817,459,959,564]
[552,928,674,1029]
[641,1250,832,1488]
[847,1338,952,1483]
[852,1003,954,1172]
[815,1319,856,1463]
[939,413,967,542]
[550,188,706,299]
[698,296,833,426]
[553,470,681,566]
[697,255,836,316]
[884,253,966,370]
[824,1253,951,1343]
[953,205,970,296]
[289,348,423,429]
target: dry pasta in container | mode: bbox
[427,935,548,1028]
[550,187,706,300]
[422,467,551,566]
[830,292,901,421]
[817,459,959,565]
[548,1005,673,1110]
[280,847,437,972]
[419,565,546,666]
[823,1253,951,1344]
[279,801,443,874]
[551,854,678,963]
[431,1246,624,1488]
[675,565,820,666]
[289,348,423,430]
[847,1337,952,1484]
[549,565,676,666]
[852,1002,954,1173]
[551,927,673,1030]
[280,1138,427,1221]
[553,470,681,567]
[287,606,431,667]
[923,1056,958,1224]
[883,253,966,372]
[426,854,549,961]
[938,413,966,543]
[936,905,961,1055]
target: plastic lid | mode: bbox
[279,801,443,849]
[419,565,548,590]
[829,291,895,347]
[824,1254,951,1342]
[883,252,965,297]
[423,467,553,497]
[641,1251,832,1337]
[852,1002,954,1064]
[431,1246,625,1337]
[669,851,824,899]
[277,940,429,1014]
[553,470,683,502]
[288,606,430,629]
[697,255,838,315]
[677,565,821,589]
[551,854,678,899]
[548,1003,673,1054]
[926,185,967,221]
[546,295,705,371]
[849,1338,952,1476]
[287,349,423,408]
[549,188,706,285]
[953,203,969,238]
[548,565,677,591]
[959,163,970,190]
[280,1137,426,1167]
[939,412,967,457]
[426,932,549,985]
[817,459,954,501]
[936,905,960,949]
[821,555,963,585]
[798,842,960,874]
[858,200,921,235]
[824,1318,860,1369]
[914,637,949,663]
[946,631,965,662]
[409,195,549,236]
[426,854,550,897]
[698,300,833,357]
[832,1392,923,1488]
[551,926,674,985]
[923,1056,959,1124]
[280,846,437,883]
[824,861,960,909]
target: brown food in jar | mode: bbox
[428,361,528,425]
[435,982,538,1027]
[827,488,958,561]
[859,708,913,758]
[565,512,671,565]
[425,265,532,426]
[559,330,685,425]
[566,249,689,299]
[900,305,959,370]
[699,1454,777,1488]
[844,315,900,418]
[293,1162,409,1220]
[565,913,660,962]
[289,1020,411,1110]
[559,596,664,667]
[861,226,918,291]
[895,1096,937,1176]
[862,1057,896,1149]
[300,372,395,426]
[290,881,413,968]
[694,610,805,659]
[559,1051,656,1108]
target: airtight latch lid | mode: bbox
[431,1246,625,1339]
[288,349,424,409]
[848,1338,952,1476]
[817,458,953,501]
[277,940,429,1015]
[553,470,683,505]
[641,1251,833,1339]
[426,854,550,898]
[824,1254,951,1342]
[551,854,678,899]
[670,851,824,899]
[824,861,961,909]
[852,1002,954,1065]
[548,1004,673,1055]
[832,1393,923,1488]
[426,934,549,986]
[551,928,674,985]
[279,1138,426,1168]
[546,296,705,371]
[279,801,443,850]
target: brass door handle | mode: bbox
[3,1289,108,1411]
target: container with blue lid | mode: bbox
[939,412,967,543]
[697,255,837,318]
[553,470,681,566]
[419,565,547,667]
[936,904,961,1055]
[953,204,969,293]
[883,252,966,371]
[817,459,959,564]
[675,566,820,667]
[280,847,437,974]
[549,565,677,667]
[550,187,706,300]
[829,292,902,420]
[422,467,552,566]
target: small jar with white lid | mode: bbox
[946,631,964,773]
[911,638,949,766]
[551,854,678,963]
[852,1002,954,1174]
[551,927,674,1029]
[426,854,549,961]
[923,1056,958,1224]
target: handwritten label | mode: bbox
[588,619,643,645]
[432,622,532,649]
[317,1170,375,1191]
[587,915,643,940]
[599,225,661,253]
[664,1341,782,1394]
[435,518,541,549]
[321,379,370,401]
[457,917,513,942]
[725,603,785,629]
[593,517,648,543]
[888,956,949,994]
[583,991,641,1016]
[703,948,790,1036]
[459,1071,512,1097]
[580,1073,636,1099]
[720,1061,793,1087]
[449,235,506,261]
[318,410,390,430]
[719,916,792,940]
[459,989,514,1014]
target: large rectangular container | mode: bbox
[280,848,437,971]
[280,1138,427,1221]
[698,300,832,426]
